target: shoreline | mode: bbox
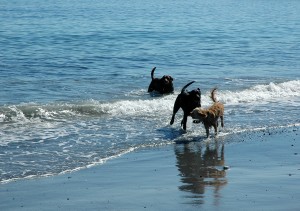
[1,126,299,210]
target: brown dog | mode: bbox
[148,67,174,94]
[191,88,224,137]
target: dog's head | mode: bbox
[190,107,207,121]
[161,75,173,86]
[191,107,218,121]
[189,88,201,107]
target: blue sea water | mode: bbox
[0,0,300,183]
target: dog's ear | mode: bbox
[165,75,173,81]
[164,76,169,84]
[208,110,216,118]
[199,110,208,118]
[163,75,173,84]
[191,108,200,117]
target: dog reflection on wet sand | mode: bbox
[191,88,224,137]
[175,141,227,202]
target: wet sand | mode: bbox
[1,126,299,210]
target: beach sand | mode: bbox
[1,126,299,210]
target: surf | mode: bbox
[1,80,299,124]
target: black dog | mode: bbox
[170,81,201,130]
[148,67,174,94]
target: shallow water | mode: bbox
[1,0,300,183]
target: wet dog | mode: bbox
[170,81,201,130]
[191,88,224,137]
[148,67,174,94]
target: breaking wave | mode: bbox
[1,80,299,123]
[219,80,300,104]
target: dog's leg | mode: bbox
[181,113,188,130]
[220,116,224,127]
[170,97,181,125]
[170,110,179,125]
[148,81,154,92]
[213,123,218,136]
[204,123,210,138]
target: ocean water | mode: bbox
[0,0,300,184]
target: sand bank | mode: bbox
[1,126,299,210]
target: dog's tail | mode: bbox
[181,81,195,94]
[210,88,218,102]
[150,67,156,80]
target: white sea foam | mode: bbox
[102,97,175,116]
[0,145,143,184]
[218,80,300,105]
[0,80,298,123]
[0,80,299,149]
[100,80,300,116]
